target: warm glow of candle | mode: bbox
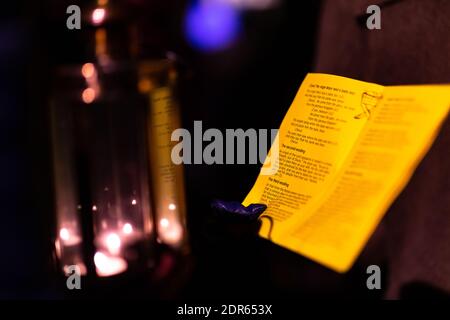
[158,219,183,245]
[138,78,154,93]
[82,88,96,104]
[63,263,87,276]
[54,239,61,258]
[59,228,70,241]
[168,203,176,211]
[59,227,82,246]
[160,218,169,228]
[105,232,121,254]
[81,63,96,79]
[92,8,106,25]
[122,223,133,235]
[94,251,127,277]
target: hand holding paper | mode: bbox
[244,73,450,272]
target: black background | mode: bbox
[0,0,386,299]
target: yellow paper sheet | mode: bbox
[243,73,450,272]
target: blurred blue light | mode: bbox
[185,2,241,52]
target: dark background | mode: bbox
[0,0,330,299]
[1,0,448,299]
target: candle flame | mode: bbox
[160,218,169,228]
[105,232,121,254]
[94,251,127,277]
[81,63,96,79]
[122,223,133,235]
[82,88,96,104]
[158,219,183,245]
[92,8,106,25]
[59,228,70,241]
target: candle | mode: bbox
[122,223,133,234]
[58,227,82,246]
[158,216,183,246]
[95,221,144,256]
[51,60,157,278]
[104,232,121,255]
[94,251,127,277]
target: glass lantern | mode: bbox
[50,61,154,278]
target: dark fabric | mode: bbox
[314,0,450,298]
